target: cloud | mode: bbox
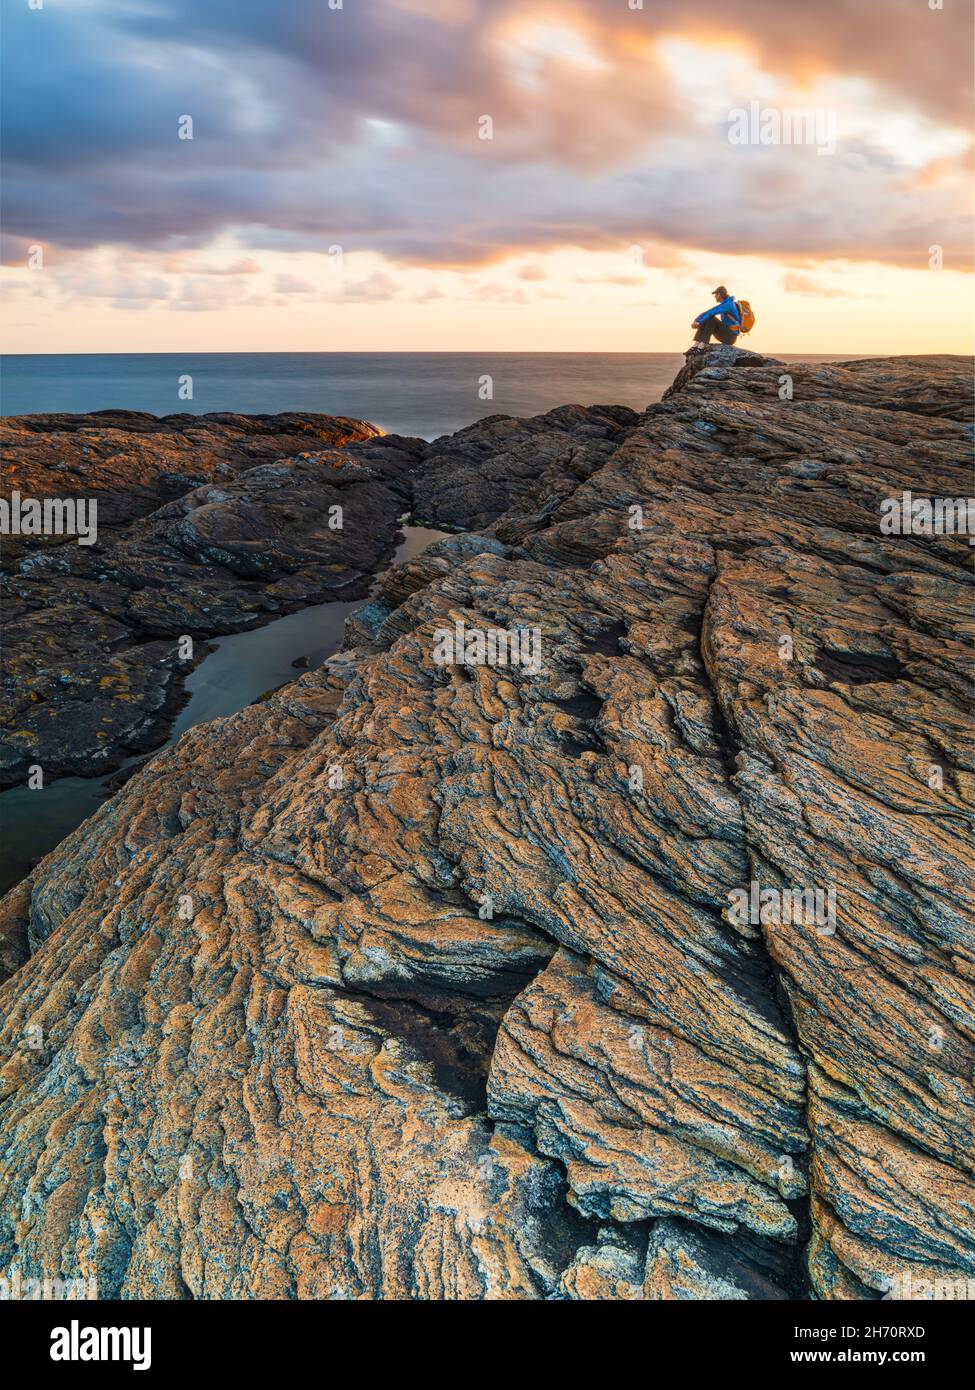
[169,278,246,312]
[467,282,530,304]
[782,272,851,298]
[0,0,971,286]
[338,271,400,303]
[275,273,317,295]
[196,258,262,276]
[573,273,645,286]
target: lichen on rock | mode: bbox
[1,349,972,1299]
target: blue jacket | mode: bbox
[694,296,741,330]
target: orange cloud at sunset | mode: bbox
[1,0,971,354]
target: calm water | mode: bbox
[0,526,448,894]
[1,352,686,437]
[0,348,855,893]
[0,351,852,439]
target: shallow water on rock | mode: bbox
[0,525,448,894]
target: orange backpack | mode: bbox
[736,299,756,334]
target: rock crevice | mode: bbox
[1,350,972,1299]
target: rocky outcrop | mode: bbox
[0,350,971,1300]
[411,403,637,531]
[0,412,421,786]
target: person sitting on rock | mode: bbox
[687,286,741,353]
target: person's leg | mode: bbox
[689,317,739,353]
[697,319,737,345]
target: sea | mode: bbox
[0,350,855,889]
[0,350,853,439]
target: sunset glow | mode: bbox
[2,0,972,354]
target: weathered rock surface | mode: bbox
[0,411,422,786]
[412,403,637,531]
[0,351,972,1299]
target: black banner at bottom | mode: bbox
[2,1294,968,1376]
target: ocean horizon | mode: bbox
[1,350,859,440]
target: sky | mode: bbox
[2,0,973,355]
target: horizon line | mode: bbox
[4,348,965,360]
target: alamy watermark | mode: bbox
[1,492,97,545]
[882,1271,975,1300]
[879,490,974,541]
[727,881,836,936]
[0,1269,98,1300]
[727,101,837,156]
[49,1319,151,1370]
[432,619,542,674]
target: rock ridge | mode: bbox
[0,349,972,1300]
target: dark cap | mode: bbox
[712,285,729,297]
